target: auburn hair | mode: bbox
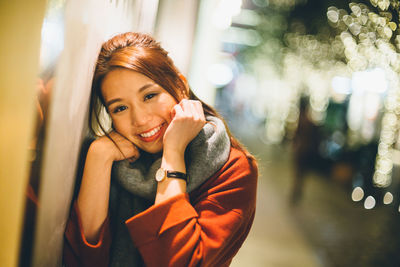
[89,32,256,164]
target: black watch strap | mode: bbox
[166,171,187,181]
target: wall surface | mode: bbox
[31,0,165,265]
[0,1,46,267]
[155,0,199,76]
[31,0,145,266]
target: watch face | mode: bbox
[155,168,165,182]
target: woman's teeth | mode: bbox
[139,125,162,138]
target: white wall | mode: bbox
[31,0,159,266]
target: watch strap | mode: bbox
[166,170,187,181]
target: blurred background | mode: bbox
[2,0,400,266]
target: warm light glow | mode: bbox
[331,76,351,95]
[352,68,388,94]
[364,196,376,209]
[351,187,364,202]
[222,27,262,46]
[207,63,233,86]
[383,192,393,204]
[213,0,242,30]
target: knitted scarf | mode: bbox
[107,116,231,267]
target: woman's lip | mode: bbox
[137,123,166,142]
[139,124,163,135]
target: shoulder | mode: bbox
[225,147,258,173]
[191,146,258,215]
[214,146,258,186]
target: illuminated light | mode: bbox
[235,73,258,102]
[395,36,400,48]
[265,120,284,144]
[377,0,390,11]
[382,113,397,127]
[360,14,368,25]
[222,27,261,46]
[392,149,400,166]
[213,15,232,30]
[367,32,377,42]
[380,129,395,143]
[327,9,339,23]
[340,31,353,42]
[213,0,242,30]
[364,196,376,209]
[348,57,368,71]
[232,9,260,26]
[343,15,353,26]
[351,68,388,94]
[383,26,392,39]
[40,19,65,70]
[221,0,242,16]
[388,21,397,31]
[206,63,233,86]
[285,106,299,124]
[360,122,375,141]
[350,4,362,17]
[351,187,364,202]
[368,11,378,22]
[376,157,393,174]
[373,171,392,187]
[349,23,361,36]
[364,92,381,120]
[252,0,268,8]
[346,88,363,131]
[310,96,328,112]
[378,142,389,156]
[383,192,393,204]
[309,110,326,125]
[332,131,345,146]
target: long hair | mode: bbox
[89,32,256,164]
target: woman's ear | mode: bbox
[178,73,190,98]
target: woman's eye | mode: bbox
[113,105,127,113]
[144,93,157,101]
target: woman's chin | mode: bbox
[138,144,163,155]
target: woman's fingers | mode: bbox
[178,99,204,122]
[193,100,205,121]
[172,103,184,118]
[163,100,206,153]
[107,131,140,161]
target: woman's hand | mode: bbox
[163,99,206,155]
[77,130,139,244]
[91,131,140,163]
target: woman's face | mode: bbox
[101,68,178,154]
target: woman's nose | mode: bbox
[130,106,150,127]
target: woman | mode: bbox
[64,32,258,267]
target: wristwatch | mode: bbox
[155,167,187,182]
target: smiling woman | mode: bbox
[101,69,178,154]
[63,32,258,267]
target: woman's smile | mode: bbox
[101,68,178,154]
[137,122,167,142]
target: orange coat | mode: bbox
[63,147,258,267]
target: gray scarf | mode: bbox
[108,116,231,267]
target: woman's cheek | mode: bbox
[112,118,126,134]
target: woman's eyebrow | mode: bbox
[106,83,155,107]
[138,83,155,93]
[106,98,122,108]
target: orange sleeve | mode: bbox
[63,201,112,267]
[125,149,258,267]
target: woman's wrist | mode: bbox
[162,143,186,158]
[161,148,186,173]
[155,147,187,204]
